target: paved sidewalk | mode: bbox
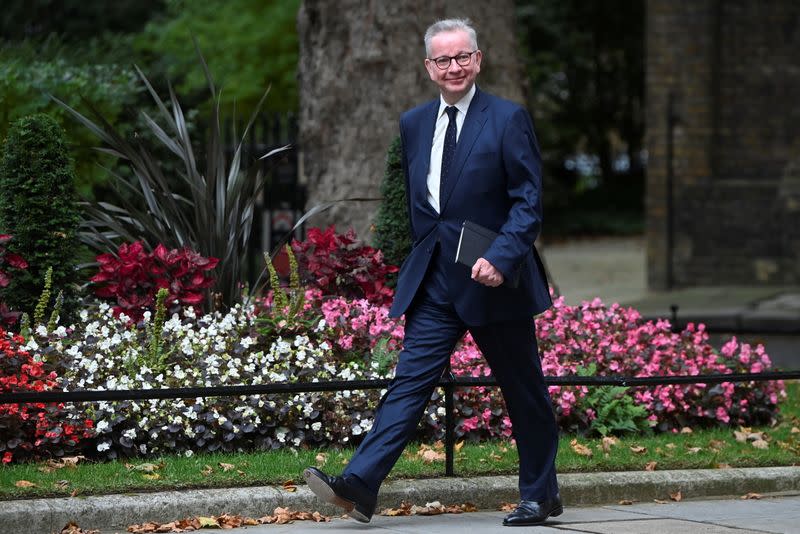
[8,468,799,534]
[99,493,800,534]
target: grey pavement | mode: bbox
[7,468,800,534]
[100,494,800,534]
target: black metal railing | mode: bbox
[2,369,798,476]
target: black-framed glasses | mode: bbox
[428,50,477,70]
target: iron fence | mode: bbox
[2,369,798,476]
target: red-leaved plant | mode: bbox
[0,234,29,326]
[0,328,94,463]
[91,241,219,321]
[291,226,398,306]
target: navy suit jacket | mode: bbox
[388,87,552,326]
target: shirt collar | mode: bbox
[438,84,476,119]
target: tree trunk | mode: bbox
[297,0,524,239]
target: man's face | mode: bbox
[425,29,482,104]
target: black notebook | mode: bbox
[455,220,521,288]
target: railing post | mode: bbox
[444,361,456,477]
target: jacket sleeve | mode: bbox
[482,107,543,279]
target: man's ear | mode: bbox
[424,59,437,81]
[474,50,482,72]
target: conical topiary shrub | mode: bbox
[372,136,411,287]
[0,114,80,317]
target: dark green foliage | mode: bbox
[373,136,411,283]
[516,0,645,236]
[55,50,289,308]
[0,114,80,315]
[135,0,300,114]
[1,0,166,42]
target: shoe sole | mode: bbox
[303,468,371,523]
[503,505,563,527]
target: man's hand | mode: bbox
[471,257,504,287]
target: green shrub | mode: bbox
[0,114,80,316]
[372,136,411,285]
[0,44,141,196]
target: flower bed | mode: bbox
[1,291,784,463]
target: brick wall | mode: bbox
[646,0,800,288]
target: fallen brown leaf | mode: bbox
[60,521,99,534]
[197,516,219,528]
[455,441,465,453]
[200,465,213,476]
[665,443,677,450]
[629,445,647,454]
[680,427,693,434]
[282,480,298,492]
[670,491,683,502]
[741,492,763,500]
[717,463,732,469]
[382,501,413,516]
[618,499,638,505]
[601,436,619,453]
[570,439,593,457]
[645,461,658,471]
[418,446,446,463]
[686,447,702,454]
[125,462,164,473]
[315,453,328,466]
[653,499,669,504]
[218,462,235,472]
[142,473,160,480]
[709,439,726,450]
[791,427,799,434]
[751,439,769,450]
[15,480,36,488]
[498,502,517,512]
[54,480,70,490]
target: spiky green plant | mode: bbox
[52,43,289,308]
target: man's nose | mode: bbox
[447,60,463,73]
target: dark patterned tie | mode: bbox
[440,106,458,209]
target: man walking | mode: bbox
[304,18,561,527]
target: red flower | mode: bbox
[90,241,220,321]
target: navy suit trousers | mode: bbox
[343,248,559,501]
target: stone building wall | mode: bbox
[646,0,800,288]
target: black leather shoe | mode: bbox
[502,496,563,526]
[303,467,377,523]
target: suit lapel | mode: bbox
[440,88,488,212]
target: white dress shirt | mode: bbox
[427,84,476,213]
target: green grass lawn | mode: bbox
[1,382,797,500]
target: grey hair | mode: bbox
[424,18,478,57]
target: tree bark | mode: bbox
[297,0,524,239]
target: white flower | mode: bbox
[35,325,48,337]
[239,336,254,349]
[139,444,148,454]
[311,422,322,431]
[123,428,137,440]
[315,319,327,332]
[54,326,68,337]
[79,309,89,321]
[351,424,363,436]
[96,420,110,432]
[97,441,111,452]
[276,427,289,442]
[184,449,194,457]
